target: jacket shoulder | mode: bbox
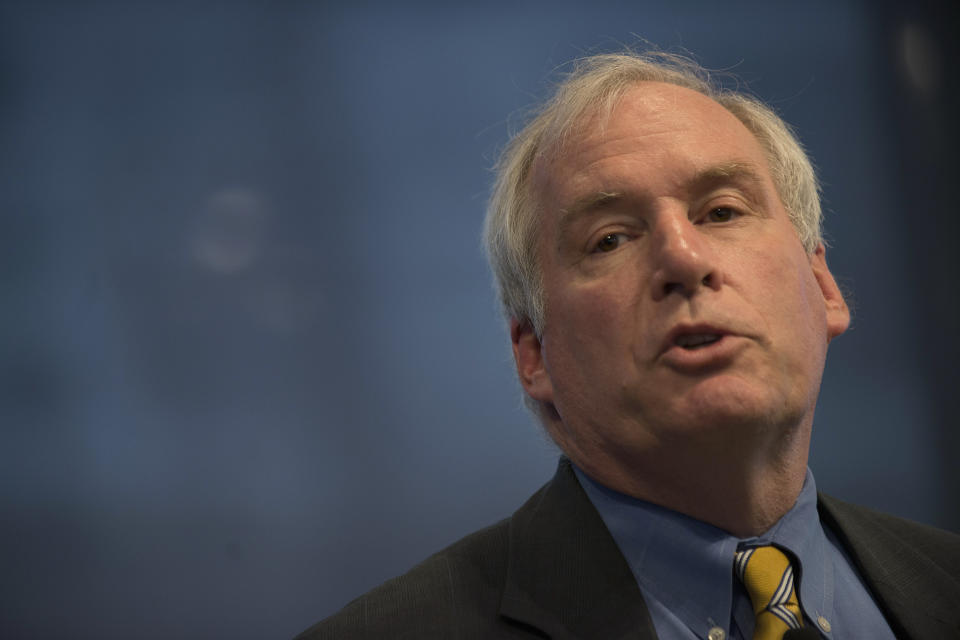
[295,518,515,640]
[818,491,960,636]
[818,492,960,571]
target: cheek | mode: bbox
[749,248,829,354]
[542,277,642,375]
[785,254,829,331]
[547,269,636,331]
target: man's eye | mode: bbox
[594,233,628,253]
[707,207,738,223]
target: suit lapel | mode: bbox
[494,466,960,638]
[818,493,960,639]
[499,459,658,639]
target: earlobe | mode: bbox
[510,318,555,403]
[810,244,850,341]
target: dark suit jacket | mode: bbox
[299,459,960,639]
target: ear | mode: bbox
[510,318,555,403]
[810,243,850,341]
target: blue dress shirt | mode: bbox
[573,465,896,640]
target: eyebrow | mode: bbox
[556,161,766,238]
[690,162,767,195]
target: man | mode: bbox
[299,51,960,639]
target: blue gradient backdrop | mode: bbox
[2,2,957,638]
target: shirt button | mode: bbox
[707,627,726,640]
[817,615,832,632]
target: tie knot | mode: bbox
[734,545,803,637]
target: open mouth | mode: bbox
[674,334,722,350]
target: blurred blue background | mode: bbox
[2,1,957,638]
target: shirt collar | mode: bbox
[742,470,834,634]
[574,464,833,638]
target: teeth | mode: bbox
[676,334,720,349]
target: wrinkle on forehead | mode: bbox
[554,162,769,244]
[532,83,773,207]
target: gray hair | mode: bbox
[483,51,822,336]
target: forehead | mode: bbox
[531,82,772,204]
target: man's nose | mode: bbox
[649,214,722,300]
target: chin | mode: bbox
[653,384,807,437]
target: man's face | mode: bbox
[512,82,849,472]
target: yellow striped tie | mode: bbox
[734,546,803,639]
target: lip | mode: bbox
[662,323,732,353]
[659,323,746,372]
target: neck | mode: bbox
[566,421,811,538]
